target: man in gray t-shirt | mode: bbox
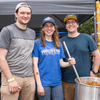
[0,2,36,100]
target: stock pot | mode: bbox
[74,77,100,100]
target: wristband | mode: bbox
[92,70,98,75]
[8,77,15,82]
[68,62,70,66]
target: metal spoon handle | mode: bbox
[63,41,81,83]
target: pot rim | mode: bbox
[75,77,100,87]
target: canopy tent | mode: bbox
[0,0,96,33]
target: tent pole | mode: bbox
[94,11,97,45]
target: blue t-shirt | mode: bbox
[32,39,65,86]
[61,33,98,82]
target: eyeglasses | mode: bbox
[66,21,77,25]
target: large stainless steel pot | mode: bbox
[74,77,100,100]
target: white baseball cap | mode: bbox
[15,2,31,12]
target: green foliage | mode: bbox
[78,17,94,35]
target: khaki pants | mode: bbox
[62,81,75,100]
[1,72,35,100]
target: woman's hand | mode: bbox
[37,85,45,96]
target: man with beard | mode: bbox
[0,2,36,100]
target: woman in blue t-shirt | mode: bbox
[32,17,76,100]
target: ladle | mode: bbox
[63,41,81,83]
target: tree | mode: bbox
[78,17,94,35]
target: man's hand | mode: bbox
[9,80,21,93]
[90,71,97,77]
[68,58,76,66]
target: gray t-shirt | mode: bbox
[0,23,36,77]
